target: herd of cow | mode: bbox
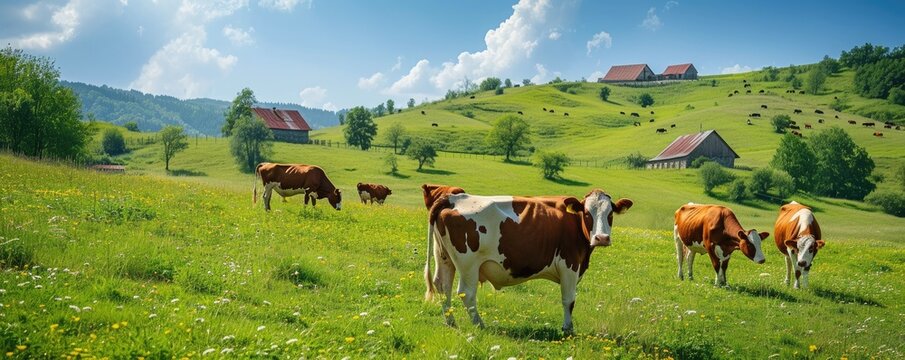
[252,162,825,334]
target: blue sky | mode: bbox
[2,0,903,111]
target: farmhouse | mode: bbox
[598,64,657,83]
[252,107,311,144]
[660,63,698,80]
[646,130,739,169]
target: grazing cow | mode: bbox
[631,112,640,117]
[749,113,761,118]
[620,111,626,115]
[835,115,839,119]
[804,124,812,129]
[543,107,547,111]
[564,112,569,116]
[884,124,892,129]
[848,120,856,125]
[786,90,793,94]
[674,204,768,286]
[746,90,752,94]
[743,80,747,83]
[549,109,555,113]
[470,95,476,99]
[254,163,342,211]
[671,124,676,128]
[863,122,875,127]
[432,123,439,127]
[746,119,752,125]
[815,109,824,114]
[656,128,667,134]
[514,84,520,88]
[761,104,768,109]
[818,119,824,124]
[759,89,765,94]
[799,90,805,94]
[791,130,802,137]
[650,111,655,115]
[834,96,838,100]
[774,202,825,289]
[728,93,733,97]
[789,125,801,130]
[789,120,797,125]
[425,190,633,333]
[793,109,802,114]
[744,83,751,88]
[649,119,655,123]
[421,110,426,115]
[734,90,739,94]
[633,121,641,127]
[517,111,524,115]
[357,183,392,205]
[873,132,884,137]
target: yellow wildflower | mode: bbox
[809,344,817,352]
[15,345,26,351]
[345,337,355,343]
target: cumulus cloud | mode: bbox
[641,7,661,31]
[298,86,334,110]
[223,25,255,45]
[588,70,606,82]
[530,63,548,85]
[586,31,612,55]
[7,0,82,49]
[665,0,679,11]
[391,56,402,72]
[130,26,238,99]
[548,30,561,40]
[721,64,755,74]
[387,59,434,95]
[258,0,311,12]
[358,72,386,90]
[177,0,249,22]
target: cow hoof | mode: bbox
[562,327,575,337]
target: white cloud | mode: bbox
[177,0,249,22]
[358,72,386,90]
[427,0,552,91]
[223,25,255,46]
[258,0,311,12]
[387,59,434,95]
[391,56,402,72]
[588,70,605,82]
[721,64,755,74]
[298,86,333,110]
[548,30,561,40]
[8,0,82,49]
[530,63,548,85]
[664,0,679,11]
[120,0,129,5]
[641,7,661,31]
[586,31,612,56]
[130,26,238,99]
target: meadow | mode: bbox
[2,69,904,358]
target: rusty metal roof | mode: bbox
[252,107,311,131]
[661,63,695,76]
[649,130,739,161]
[601,64,651,81]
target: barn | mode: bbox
[252,107,311,144]
[598,64,657,83]
[660,63,698,80]
[646,130,739,169]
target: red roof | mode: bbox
[601,64,650,81]
[252,107,311,131]
[661,63,694,76]
[650,130,739,161]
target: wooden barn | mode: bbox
[252,107,311,144]
[660,63,698,80]
[646,130,739,169]
[598,64,657,83]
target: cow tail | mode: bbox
[424,195,452,301]
[253,163,262,205]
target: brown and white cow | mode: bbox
[425,189,632,334]
[774,201,825,289]
[674,203,769,286]
[357,183,392,204]
[421,184,465,210]
[254,163,342,211]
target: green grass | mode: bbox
[2,148,904,358]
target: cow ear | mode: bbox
[613,198,633,214]
[784,239,797,249]
[563,197,584,214]
[759,232,770,240]
[737,230,748,240]
[816,240,825,249]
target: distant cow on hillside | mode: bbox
[873,132,883,137]
[549,109,555,113]
[421,110,426,115]
[884,124,892,129]
[758,89,765,94]
[791,130,802,137]
[789,120,797,125]
[620,111,626,115]
[650,111,655,114]
[818,119,824,124]
[357,183,392,205]
[862,122,875,127]
[469,95,475,99]
[744,83,751,88]
[793,109,802,114]
[761,105,768,109]
[656,128,667,134]
[848,120,857,125]
[789,125,801,130]
[670,124,676,128]
[814,109,824,114]
[728,93,733,97]
[835,115,839,119]
[432,123,438,127]
[649,119,655,123]
[734,90,739,94]
[746,90,752,94]
[804,124,812,129]
[543,107,547,111]
[799,90,805,94]
[564,112,569,116]
[746,119,752,125]
[517,111,524,115]
[749,113,761,118]
[631,112,640,117]
[633,121,641,126]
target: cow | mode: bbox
[804,124,812,129]
[470,95,476,99]
[799,90,805,94]
[897,126,902,131]
[543,107,547,111]
[789,120,797,125]
[749,113,761,118]
[873,132,884,137]
[656,128,667,134]
[357,183,392,205]
[620,111,626,115]
[421,110,426,115]
[633,121,641,127]
[421,184,467,306]
[564,112,569,116]
[671,124,676,128]
[793,109,802,114]
[789,125,801,130]
[815,109,824,114]
[848,120,857,125]
[744,83,751,88]
[674,204,769,286]
[863,122,875,127]
[728,93,733,97]
[734,90,739,94]
[835,115,839,119]
[746,119,753,125]
[649,119,655,123]
[884,124,892,129]
[792,130,802,137]
[786,90,794,94]
[818,119,824,124]
[432,123,439,127]
[254,163,342,211]
[761,104,768,109]
[631,112,640,117]
[650,111,655,115]
[774,202,825,289]
[885,121,895,126]
[549,109,555,113]
[746,90,752,94]
[759,89,765,94]
[517,111,524,115]
[743,79,748,83]
[424,190,633,334]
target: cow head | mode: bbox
[565,189,633,248]
[737,230,770,264]
[785,235,824,270]
[328,189,342,210]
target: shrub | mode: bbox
[495,87,504,95]
[865,190,905,217]
[534,151,570,179]
[102,128,127,155]
[625,152,649,169]
[383,154,398,174]
[771,114,792,133]
[124,121,139,132]
[639,93,655,107]
[700,162,733,194]
[727,179,750,202]
[772,170,797,199]
[889,87,905,105]
[462,110,475,118]
[748,168,774,195]
[599,86,611,101]
[690,156,713,169]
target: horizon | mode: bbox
[3,0,903,110]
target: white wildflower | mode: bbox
[263,300,272,306]
[684,310,697,315]
[202,348,215,356]
[257,325,266,331]
[148,313,157,319]
[81,306,92,312]
[69,305,81,312]
[630,297,642,304]
[286,338,298,345]
[222,335,235,342]
[366,330,375,335]
[490,345,501,351]
[221,348,233,354]
[170,298,179,303]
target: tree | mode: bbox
[486,114,531,162]
[748,168,774,195]
[407,98,416,108]
[700,162,734,194]
[840,43,890,68]
[772,171,797,199]
[337,110,346,125]
[386,99,395,114]
[124,121,139,132]
[548,76,564,84]
[0,47,92,159]
[819,55,841,74]
[479,77,502,91]
[522,79,532,86]
[807,127,875,199]
[383,154,399,174]
[160,125,188,171]
[771,114,792,133]
[625,152,648,168]
[790,76,803,89]
[865,190,905,217]
[771,133,817,191]
[383,123,407,154]
[504,78,513,88]
[639,93,654,107]
[889,87,905,105]
[343,106,377,150]
[854,57,905,99]
[406,139,437,170]
[373,103,386,117]
[102,128,127,156]
[222,87,256,136]
[806,67,827,95]
[599,86,611,101]
[534,151,570,179]
[495,87,504,95]
[229,115,274,172]
[761,66,780,81]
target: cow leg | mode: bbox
[784,252,794,286]
[262,184,275,211]
[281,195,287,203]
[559,270,579,335]
[456,269,484,328]
[685,251,696,281]
[800,268,809,289]
[793,262,803,289]
[304,191,311,205]
[719,258,730,286]
[708,252,723,286]
[674,226,684,280]
[435,245,457,327]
